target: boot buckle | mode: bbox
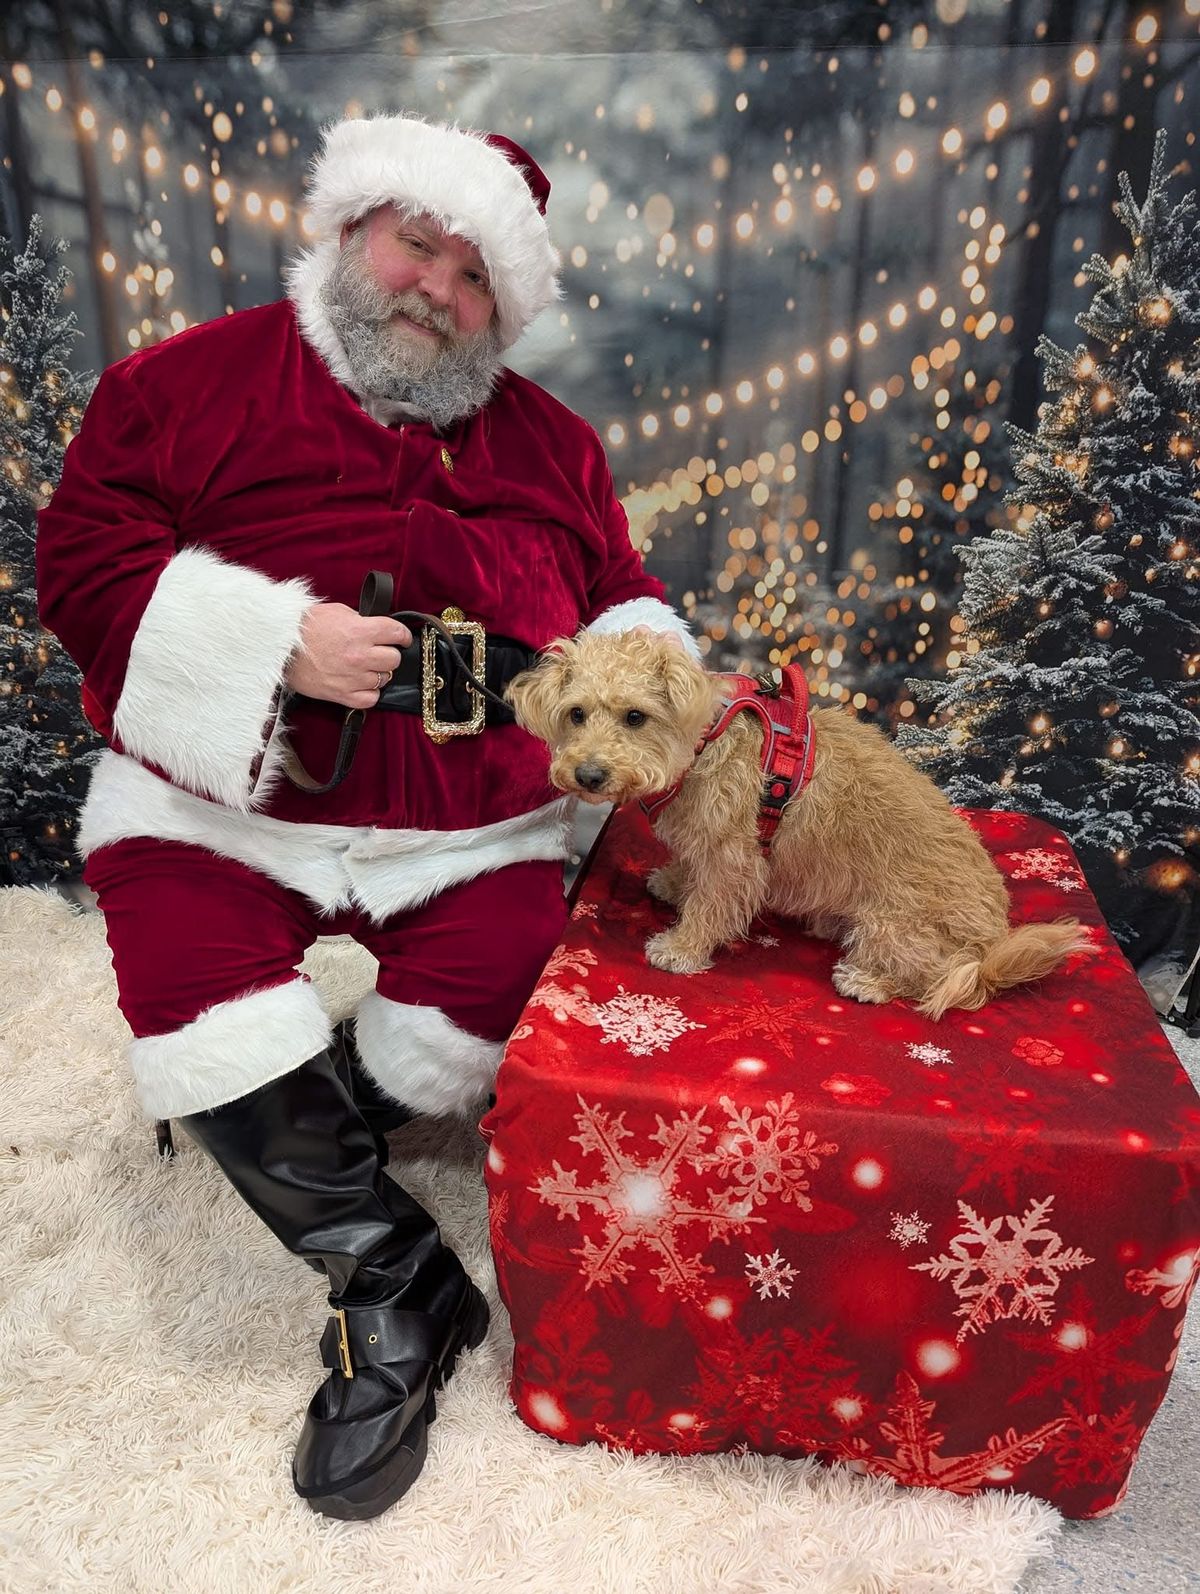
[332,1307,355,1379]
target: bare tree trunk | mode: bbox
[705,134,737,586]
[211,185,238,314]
[271,231,285,298]
[1100,2,1161,263]
[1007,0,1085,431]
[805,250,833,536]
[52,0,122,364]
[1006,0,1130,430]
[829,115,878,576]
[0,48,35,243]
[986,0,1026,208]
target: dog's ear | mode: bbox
[505,645,573,744]
[656,644,717,739]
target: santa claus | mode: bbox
[36,113,696,1520]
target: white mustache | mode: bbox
[386,294,453,338]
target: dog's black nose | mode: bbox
[575,762,609,792]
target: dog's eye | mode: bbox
[569,706,587,726]
[625,709,648,728]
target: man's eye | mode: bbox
[569,706,587,725]
[625,709,648,728]
[400,235,430,252]
[466,272,490,290]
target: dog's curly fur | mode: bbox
[507,631,1091,1019]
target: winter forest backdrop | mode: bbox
[2,0,1198,992]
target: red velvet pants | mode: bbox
[85,837,568,1120]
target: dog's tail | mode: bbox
[916,919,1092,1021]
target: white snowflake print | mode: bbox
[570,900,598,920]
[591,985,707,1057]
[907,1041,955,1068]
[1006,847,1084,892]
[525,980,597,1026]
[745,1249,799,1300]
[1126,1251,1199,1312]
[542,946,598,982]
[911,1195,1094,1342]
[889,1210,931,1250]
[698,1094,838,1214]
[754,933,780,948]
[532,1097,763,1299]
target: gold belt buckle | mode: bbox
[422,605,486,743]
[332,1307,354,1379]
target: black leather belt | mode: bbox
[277,571,537,795]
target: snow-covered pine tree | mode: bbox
[898,131,1200,963]
[0,219,100,885]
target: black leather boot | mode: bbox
[180,1045,489,1521]
[333,1019,417,1164]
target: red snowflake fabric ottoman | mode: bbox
[480,806,1200,1519]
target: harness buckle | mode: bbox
[755,669,782,698]
[761,774,794,812]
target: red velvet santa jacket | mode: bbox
[36,300,692,918]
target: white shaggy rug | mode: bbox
[0,886,1063,1594]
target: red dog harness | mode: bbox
[641,665,816,855]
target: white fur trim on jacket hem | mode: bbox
[79,751,574,920]
[353,994,502,1118]
[112,546,315,814]
[130,977,332,1119]
[587,597,701,662]
[294,115,561,351]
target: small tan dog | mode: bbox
[507,630,1089,1019]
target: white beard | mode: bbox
[295,232,506,429]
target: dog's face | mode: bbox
[506,631,719,804]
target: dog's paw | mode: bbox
[646,866,683,906]
[831,961,894,1004]
[645,930,712,975]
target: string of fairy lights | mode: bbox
[621,190,1014,707]
[603,24,1196,703]
[3,9,1186,341]
[3,2,1197,725]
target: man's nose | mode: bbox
[417,259,456,310]
[575,761,608,792]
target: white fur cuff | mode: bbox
[353,993,503,1118]
[587,597,701,661]
[130,977,333,1119]
[112,546,315,813]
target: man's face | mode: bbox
[355,205,497,341]
[320,204,505,426]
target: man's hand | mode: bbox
[284,602,413,709]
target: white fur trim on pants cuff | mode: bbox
[587,597,701,661]
[129,977,332,1120]
[353,992,503,1118]
[113,545,315,813]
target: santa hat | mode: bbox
[301,114,561,349]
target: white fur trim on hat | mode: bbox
[296,114,561,349]
[112,547,315,814]
[130,977,333,1119]
[587,597,702,661]
[352,994,503,1118]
